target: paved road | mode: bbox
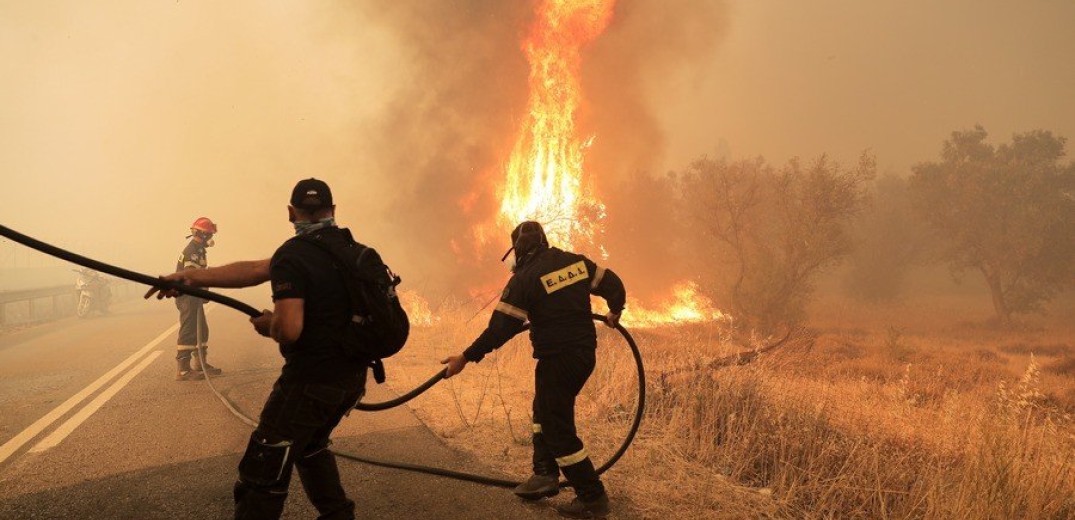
[0,298,558,519]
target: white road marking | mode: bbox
[0,322,178,464]
[30,350,164,453]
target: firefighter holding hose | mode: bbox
[150,179,373,518]
[441,221,626,519]
[174,217,224,381]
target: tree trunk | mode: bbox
[981,266,1011,327]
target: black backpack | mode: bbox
[295,229,409,383]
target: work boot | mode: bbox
[513,473,560,500]
[176,356,204,381]
[555,493,610,519]
[191,347,222,376]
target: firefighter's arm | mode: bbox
[193,259,272,288]
[442,309,527,378]
[263,253,305,343]
[467,304,528,360]
[269,298,304,344]
[146,259,272,299]
[586,259,627,326]
[443,282,530,377]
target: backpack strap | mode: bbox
[292,232,385,381]
[293,231,365,268]
[369,359,386,384]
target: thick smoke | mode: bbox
[0,0,729,301]
[356,1,530,294]
[585,0,730,299]
[361,0,730,297]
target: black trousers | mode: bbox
[532,347,605,501]
[234,372,366,520]
[175,296,208,359]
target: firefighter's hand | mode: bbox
[604,311,621,328]
[144,273,190,300]
[250,310,273,337]
[440,355,468,379]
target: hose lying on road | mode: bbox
[1,224,646,489]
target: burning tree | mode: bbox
[681,154,875,332]
[910,126,1075,326]
[497,0,616,250]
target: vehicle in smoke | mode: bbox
[74,268,110,318]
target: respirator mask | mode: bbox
[502,249,517,272]
[188,231,215,247]
[500,221,549,273]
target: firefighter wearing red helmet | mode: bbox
[174,217,222,380]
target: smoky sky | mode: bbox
[2,0,1074,297]
[0,1,404,280]
[663,0,1075,175]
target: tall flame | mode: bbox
[498,0,616,248]
[490,0,733,328]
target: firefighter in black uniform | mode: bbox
[175,217,223,381]
[442,221,626,519]
[234,178,368,520]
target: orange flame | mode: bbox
[597,282,733,328]
[497,0,616,249]
[399,289,439,327]
[492,0,732,327]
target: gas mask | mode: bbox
[188,231,215,247]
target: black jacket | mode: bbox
[463,247,626,362]
[270,226,367,383]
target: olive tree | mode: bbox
[910,126,1075,325]
[681,153,875,332]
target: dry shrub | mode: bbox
[825,338,868,361]
[1046,388,1075,415]
[832,359,891,384]
[392,300,1075,519]
[899,365,956,408]
[973,348,1003,363]
[1045,355,1075,378]
[883,326,917,362]
[1000,342,1073,357]
[778,336,883,383]
[945,362,1011,392]
[645,359,1075,519]
[935,416,1075,519]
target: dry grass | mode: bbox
[386,294,1075,519]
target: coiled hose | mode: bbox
[0,224,645,489]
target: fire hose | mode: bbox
[0,224,645,490]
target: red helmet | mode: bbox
[191,217,217,235]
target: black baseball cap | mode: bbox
[290,178,334,210]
